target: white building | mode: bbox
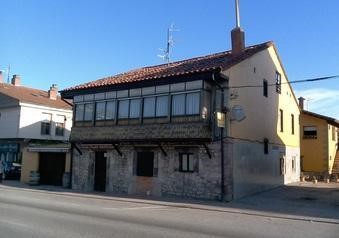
[0,73,73,186]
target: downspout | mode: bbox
[212,72,225,201]
[69,143,74,189]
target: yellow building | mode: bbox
[299,98,339,175]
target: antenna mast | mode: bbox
[158,23,179,63]
[235,0,241,28]
[7,65,10,83]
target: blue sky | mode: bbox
[1,0,338,118]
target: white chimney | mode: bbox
[11,75,21,86]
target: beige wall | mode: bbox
[223,46,300,148]
[300,114,328,173]
[21,148,39,183]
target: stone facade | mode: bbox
[72,142,232,201]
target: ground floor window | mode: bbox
[179,153,194,172]
[136,152,154,177]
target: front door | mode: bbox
[39,152,66,186]
[94,152,106,192]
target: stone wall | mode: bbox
[70,123,212,142]
[71,142,232,201]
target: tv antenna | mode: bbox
[7,64,11,83]
[158,23,179,63]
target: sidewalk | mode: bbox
[1,180,339,224]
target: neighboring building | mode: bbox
[61,25,300,200]
[0,72,73,186]
[298,97,339,176]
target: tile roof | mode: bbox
[0,83,72,110]
[302,110,339,127]
[62,41,273,93]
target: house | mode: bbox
[298,97,339,177]
[61,24,300,201]
[0,72,73,186]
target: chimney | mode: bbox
[298,97,305,110]
[231,0,245,55]
[0,71,3,83]
[48,84,58,100]
[11,74,21,86]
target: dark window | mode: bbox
[75,104,84,121]
[172,94,186,116]
[280,157,285,175]
[275,71,281,94]
[84,103,94,121]
[55,122,64,136]
[118,100,129,119]
[41,122,51,135]
[136,152,154,177]
[280,109,284,132]
[179,153,194,172]
[291,114,295,135]
[105,101,116,120]
[143,97,156,118]
[186,92,200,115]
[172,92,200,116]
[95,102,106,121]
[332,126,336,141]
[303,126,317,139]
[263,79,268,97]
[129,99,141,119]
[156,96,168,117]
[264,138,269,154]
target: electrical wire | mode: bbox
[226,75,339,89]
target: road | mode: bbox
[0,185,338,238]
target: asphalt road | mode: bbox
[0,186,338,238]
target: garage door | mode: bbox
[39,153,66,186]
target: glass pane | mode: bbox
[172,94,185,116]
[186,92,200,115]
[84,103,94,121]
[95,102,106,121]
[156,96,168,117]
[143,97,156,118]
[188,154,194,171]
[75,104,84,121]
[118,100,129,119]
[181,154,188,171]
[129,99,141,118]
[106,101,116,120]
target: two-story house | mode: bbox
[298,97,339,177]
[0,73,73,186]
[61,24,300,200]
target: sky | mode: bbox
[1,0,338,118]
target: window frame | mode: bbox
[276,71,281,94]
[179,153,195,173]
[263,79,268,97]
[303,126,317,139]
[41,122,51,135]
[291,114,295,135]
[279,109,284,132]
[55,122,65,136]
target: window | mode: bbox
[172,94,185,116]
[279,109,284,132]
[118,100,129,119]
[136,152,154,177]
[84,103,94,121]
[143,97,156,118]
[263,79,268,97]
[75,104,84,121]
[186,92,200,115]
[41,122,51,135]
[41,113,52,135]
[332,126,336,141]
[172,92,200,116]
[280,157,285,175]
[264,138,269,154]
[156,96,168,117]
[55,115,65,136]
[55,123,64,136]
[129,99,141,119]
[179,153,194,172]
[95,102,106,121]
[275,71,281,94]
[105,101,116,120]
[292,156,296,172]
[291,114,295,135]
[303,126,317,139]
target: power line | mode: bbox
[227,75,339,89]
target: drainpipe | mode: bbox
[69,143,74,189]
[212,72,225,201]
